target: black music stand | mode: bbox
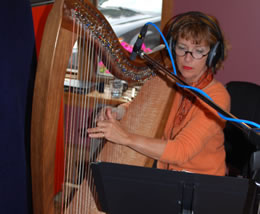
[90,162,257,214]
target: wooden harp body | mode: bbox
[30,0,175,213]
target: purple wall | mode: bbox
[173,0,260,85]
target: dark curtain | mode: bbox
[0,0,36,213]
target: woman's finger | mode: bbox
[87,127,101,133]
[87,127,106,138]
[106,108,116,121]
[88,132,105,138]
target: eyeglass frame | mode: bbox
[174,43,210,60]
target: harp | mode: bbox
[30,0,175,213]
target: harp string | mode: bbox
[80,24,93,214]
[65,17,77,212]
[62,15,116,212]
[61,13,78,213]
[85,30,99,214]
[65,11,154,214]
[74,19,86,213]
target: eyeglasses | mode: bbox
[175,44,210,59]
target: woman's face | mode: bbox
[175,37,210,83]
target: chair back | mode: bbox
[224,81,260,177]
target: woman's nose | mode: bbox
[184,52,193,62]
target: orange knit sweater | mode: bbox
[157,80,230,176]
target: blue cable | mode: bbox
[144,22,260,130]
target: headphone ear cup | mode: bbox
[167,36,176,60]
[206,41,222,68]
[171,39,176,59]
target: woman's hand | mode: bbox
[88,106,166,160]
[88,108,130,146]
[95,105,126,122]
[95,106,116,121]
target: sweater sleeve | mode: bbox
[160,83,230,166]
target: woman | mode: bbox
[88,11,230,176]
